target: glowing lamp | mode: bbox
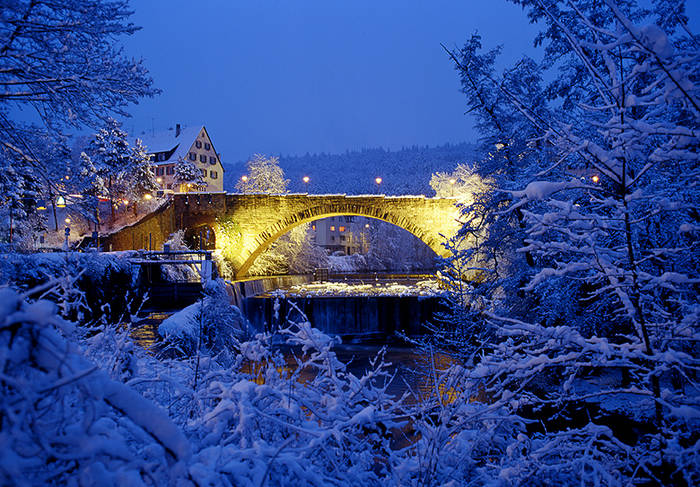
[64,217,71,224]
[302,176,310,183]
[144,193,153,200]
[375,177,382,185]
[156,177,163,183]
[592,175,600,183]
[56,196,66,208]
[241,175,248,182]
[449,178,456,185]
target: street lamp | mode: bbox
[449,178,456,197]
[56,195,66,208]
[241,175,248,182]
[144,193,153,201]
[302,176,310,184]
[592,175,600,183]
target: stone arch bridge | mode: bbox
[105,193,461,278]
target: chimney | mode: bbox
[175,123,181,137]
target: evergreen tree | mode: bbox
[429,1,699,483]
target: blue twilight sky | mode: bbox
[120,1,699,164]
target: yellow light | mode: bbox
[365,223,370,228]
[592,175,600,183]
[37,205,47,211]
[495,143,505,150]
[64,217,71,224]
[449,178,456,185]
[156,177,162,183]
[144,193,153,200]
[64,175,70,180]
[56,196,66,208]
[302,176,310,183]
[375,177,382,185]
[241,175,248,182]
[123,199,129,205]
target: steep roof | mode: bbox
[135,125,203,163]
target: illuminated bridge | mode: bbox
[105,193,462,279]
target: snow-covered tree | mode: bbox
[428,1,700,484]
[0,0,157,145]
[174,157,205,192]
[127,138,158,213]
[80,118,132,220]
[430,163,488,204]
[235,154,289,194]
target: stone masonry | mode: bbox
[105,193,462,278]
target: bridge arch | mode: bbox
[217,199,460,279]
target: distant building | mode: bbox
[136,124,224,193]
[312,216,369,255]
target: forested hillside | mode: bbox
[223,142,476,195]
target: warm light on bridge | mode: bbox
[375,177,382,185]
[302,176,310,183]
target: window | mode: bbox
[200,169,207,177]
[312,224,316,231]
[339,226,346,232]
[166,165,175,175]
[330,236,335,242]
[199,154,206,162]
[189,152,196,161]
[345,216,354,223]
[149,154,156,161]
[195,140,202,148]
[330,226,335,232]
[210,170,218,179]
[204,142,211,150]
[340,235,346,242]
[156,167,164,176]
[209,156,216,164]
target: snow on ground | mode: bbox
[268,279,445,298]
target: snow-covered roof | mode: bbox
[134,125,203,163]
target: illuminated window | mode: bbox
[312,225,316,231]
[330,226,335,231]
[339,226,346,232]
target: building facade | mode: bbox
[136,124,224,193]
[311,215,370,255]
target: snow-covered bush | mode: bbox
[158,279,247,358]
[0,287,189,486]
[0,251,138,324]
